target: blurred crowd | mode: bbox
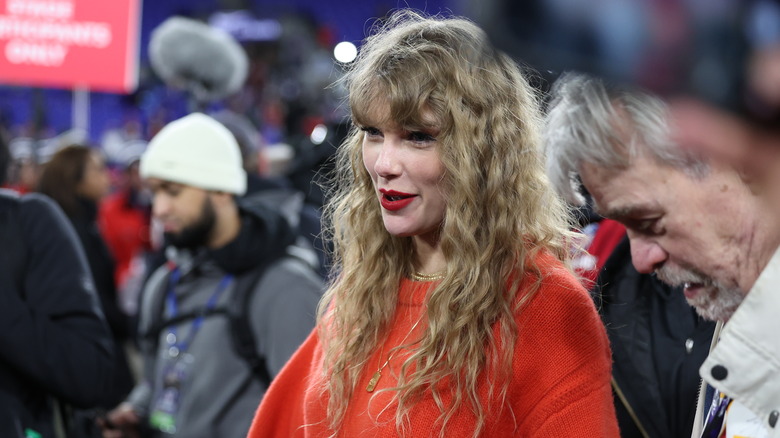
[0,9,346,437]
[0,8,347,288]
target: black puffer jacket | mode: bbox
[67,197,135,407]
[596,236,716,438]
[0,190,114,437]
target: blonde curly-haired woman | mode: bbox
[249,11,619,438]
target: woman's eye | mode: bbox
[407,131,436,143]
[360,127,382,137]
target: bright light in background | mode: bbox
[310,123,328,145]
[333,41,357,63]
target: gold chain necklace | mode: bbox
[366,316,424,392]
[409,271,445,281]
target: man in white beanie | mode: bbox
[101,113,322,438]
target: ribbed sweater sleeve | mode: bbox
[511,260,618,436]
[248,328,320,438]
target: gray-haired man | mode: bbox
[544,73,780,438]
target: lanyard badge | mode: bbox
[150,352,195,434]
[149,267,233,434]
[702,390,732,438]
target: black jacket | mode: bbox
[67,197,135,407]
[0,191,115,437]
[596,236,716,438]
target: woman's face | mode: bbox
[361,106,446,241]
[77,152,110,201]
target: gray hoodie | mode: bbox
[127,200,322,438]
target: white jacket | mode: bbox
[691,247,780,438]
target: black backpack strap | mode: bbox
[146,307,231,339]
[139,267,171,347]
[227,265,272,387]
[139,267,230,344]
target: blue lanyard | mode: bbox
[165,267,233,356]
[701,388,732,438]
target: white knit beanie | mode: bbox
[140,113,247,195]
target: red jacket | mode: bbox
[576,218,627,289]
[97,189,151,287]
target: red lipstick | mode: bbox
[379,189,416,211]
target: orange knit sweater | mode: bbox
[248,252,619,437]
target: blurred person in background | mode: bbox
[99,141,154,318]
[101,113,322,438]
[37,145,136,414]
[213,110,328,278]
[0,130,116,437]
[250,11,618,437]
[284,120,349,278]
[211,110,292,194]
[667,26,780,219]
[668,97,780,215]
[3,137,40,194]
[545,73,780,438]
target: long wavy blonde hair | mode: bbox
[318,10,577,437]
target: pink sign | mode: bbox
[0,0,140,93]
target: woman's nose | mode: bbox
[373,140,402,178]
